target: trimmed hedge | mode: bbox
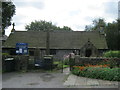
[72,67,120,81]
[104,51,120,58]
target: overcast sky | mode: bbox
[5,0,119,36]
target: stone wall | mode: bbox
[73,55,120,66]
[3,55,29,72]
[53,50,73,61]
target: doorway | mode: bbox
[85,49,92,57]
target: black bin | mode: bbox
[5,58,15,72]
[43,55,53,70]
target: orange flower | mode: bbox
[79,66,85,71]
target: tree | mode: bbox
[84,18,106,31]
[2,1,16,35]
[105,20,120,50]
[25,20,73,31]
[92,18,106,31]
[85,25,93,31]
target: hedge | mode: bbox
[72,66,120,81]
[104,51,120,58]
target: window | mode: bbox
[50,49,56,55]
[29,51,34,56]
[10,49,16,55]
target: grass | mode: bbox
[63,65,69,68]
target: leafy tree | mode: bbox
[117,19,120,50]
[25,20,72,31]
[92,18,106,31]
[84,18,106,31]
[105,20,120,50]
[62,26,72,31]
[85,25,93,31]
[1,1,16,35]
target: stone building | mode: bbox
[2,30,108,60]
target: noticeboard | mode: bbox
[16,43,28,55]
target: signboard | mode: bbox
[16,43,28,55]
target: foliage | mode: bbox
[63,58,69,65]
[25,20,72,31]
[53,61,69,70]
[85,18,106,31]
[2,53,9,56]
[2,1,16,35]
[56,62,63,69]
[63,65,69,68]
[103,51,120,58]
[53,61,60,65]
[105,21,119,50]
[72,65,120,81]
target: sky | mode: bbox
[5,0,119,36]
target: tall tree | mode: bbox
[85,25,93,31]
[25,20,73,31]
[84,18,106,31]
[105,20,120,50]
[92,18,106,31]
[1,1,16,35]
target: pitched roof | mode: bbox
[3,31,108,49]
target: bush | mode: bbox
[63,58,69,65]
[2,53,9,56]
[104,51,120,58]
[72,66,120,81]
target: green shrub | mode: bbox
[104,51,120,58]
[63,58,69,65]
[57,62,63,69]
[72,67,120,81]
[2,53,10,58]
[72,67,80,76]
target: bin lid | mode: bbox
[5,58,14,61]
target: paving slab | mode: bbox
[98,79,119,86]
[64,73,119,88]
[63,68,70,75]
[75,76,87,86]
[64,74,77,85]
[86,78,99,86]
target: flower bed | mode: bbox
[72,64,120,81]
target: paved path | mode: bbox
[2,72,66,88]
[63,68,119,88]
[2,68,120,88]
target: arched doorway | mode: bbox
[85,49,92,57]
